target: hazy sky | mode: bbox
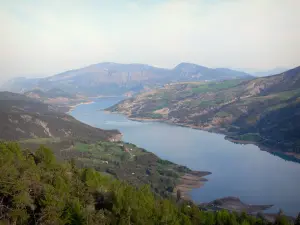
[1,0,299,80]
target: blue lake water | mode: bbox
[70,97,300,216]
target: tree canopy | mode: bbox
[0,142,292,225]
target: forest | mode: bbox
[0,142,298,225]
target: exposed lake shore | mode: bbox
[174,171,211,201]
[67,100,95,113]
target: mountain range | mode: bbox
[242,67,290,77]
[1,62,253,96]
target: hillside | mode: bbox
[0,91,119,142]
[25,88,75,99]
[108,66,300,156]
[2,62,253,96]
[24,88,91,112]
[0,91,210,198]
[0,142,279,225]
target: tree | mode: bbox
[176,189,181,202]
[295,213,300,225]
[274,209,289,225]
[0,142,266,225]
[35,145,55,165]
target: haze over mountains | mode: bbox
[241,67,290,77]
[1,62,253,96]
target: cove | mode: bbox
[70,97,300,216]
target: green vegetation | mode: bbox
[147,113,164,119]
[191,80,242,94]
[20,139,195,198]
[229,133,262,142]
[0,142,285,225]
[20,137,61,145]
[72,141,190,197]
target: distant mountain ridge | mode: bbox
[1,62,254,96]
[246,67,290,77]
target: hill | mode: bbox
[25,88,75,99]
[24,88,91,112]
[0,77,39,93]
[174,63,252,80]
[0,91,119,142]
[108,66,300,157]
[2,62,253,96]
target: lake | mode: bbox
[70,97,300,216]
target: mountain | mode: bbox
[0,91,120,142]
[2,62,253,96]
[108,66,300,156]
[0,77,40,92]
[174,63,253,80]
[242,67,290,77]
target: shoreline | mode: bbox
[89,95,123,99]
[67,101,95,113]
[73,104,288,216]
[108,111,300,162]
[225,137,300,161]
[174,171,211,201]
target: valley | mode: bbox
[0,91,209,201]
[2,0,299,223]
[1,64,300,218]
[70,97,300,216]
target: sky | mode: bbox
[1,0,299,81]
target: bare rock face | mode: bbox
[108,134,123,142]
